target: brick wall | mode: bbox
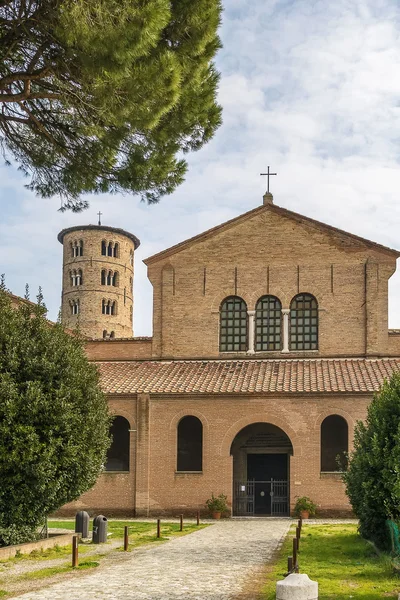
[60,227,136,339]
[146,205,397,359]
[60,391,370,517]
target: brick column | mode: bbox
[135,393,150,516]
[282,309,290,353]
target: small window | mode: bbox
[107,242,113,257]
[78,240,83,256]
[105,416,130,471]
[129,251,134,267]
[101,241,107,256]
[110,331,115,339]
[71,270,82,286]
[177,416,203,472]
[220,296,248,352]
[290,293,318,350]
[103,329,107,339]
[321,415,348,471]
[106,271,112,286]
[255,295,282,351]
[112,272,119,287]
[70,299,80,315]
[102,300,116,315]
[101,270,106,285]
[113,243,119,258]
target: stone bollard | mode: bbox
[276,573,318,600]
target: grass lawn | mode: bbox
[263,523,400,600]
[48,519,206,546]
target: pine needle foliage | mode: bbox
[0,0,223,210]
[343,372,400,550]
[0,287,111,546]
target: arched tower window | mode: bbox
[101,240,107,256]
[290,293,318,350]
[113,243,119,258]
[255,295,282,351]
[78,240,83,256]
[101,269,106,285]
[106,270,113,286]
[177,416,203,472]
[102,299,116,315]
[107,242,113,257]
[321,415,348,471]
[112,272,119,287]
[220,296,248,352]
[70,269,83,286]
[105,416,130,471]
[70,299,80,315]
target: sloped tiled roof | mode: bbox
[98,358,400,395]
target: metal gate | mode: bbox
[233,479,289,516]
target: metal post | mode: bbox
[196,511,200,526]
[180,514,183,531]
[298,518,302,533]
[157,519,161,539]
[296,526,300,550]
[124,526,129,551]
[287,556,293,573]
[72,535,78,567]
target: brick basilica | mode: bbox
[57,191,400,516]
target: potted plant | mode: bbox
[205,493,228,519]
[294,496,317,519]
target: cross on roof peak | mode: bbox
[260,166,277,194]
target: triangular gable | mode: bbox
[143,200,400,265]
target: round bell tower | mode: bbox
[58,225,140,339]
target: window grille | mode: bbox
[220,296,248,352]
[255,295,282,351]
[290,293,318,350]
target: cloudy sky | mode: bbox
[2,0,400,336]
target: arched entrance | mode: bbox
[230,422,293,516]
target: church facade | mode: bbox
[58,192,400,516]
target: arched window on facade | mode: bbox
[107,242,113,257]
[101,269,106,285]
[102,299,116,315]
[255,295,282,351]
[220,296,248,352]
[290,293,318,350]
[113,243,119,258]
[177,416,203,472]
[321,415,348,471]
[70,299,80,315]
[112,271,119,287]
[71,269,83,286]
[106,270,113,286]
[101,240,107,256]
[105,416,130,471]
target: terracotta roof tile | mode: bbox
[97,358,400,395]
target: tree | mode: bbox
[343,373,400,550]
[0,285,111,545]
[0,0,223,211]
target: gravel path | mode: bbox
[13,519,291,600]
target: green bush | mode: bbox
[0,285,111,546]
[343,372,400,550]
